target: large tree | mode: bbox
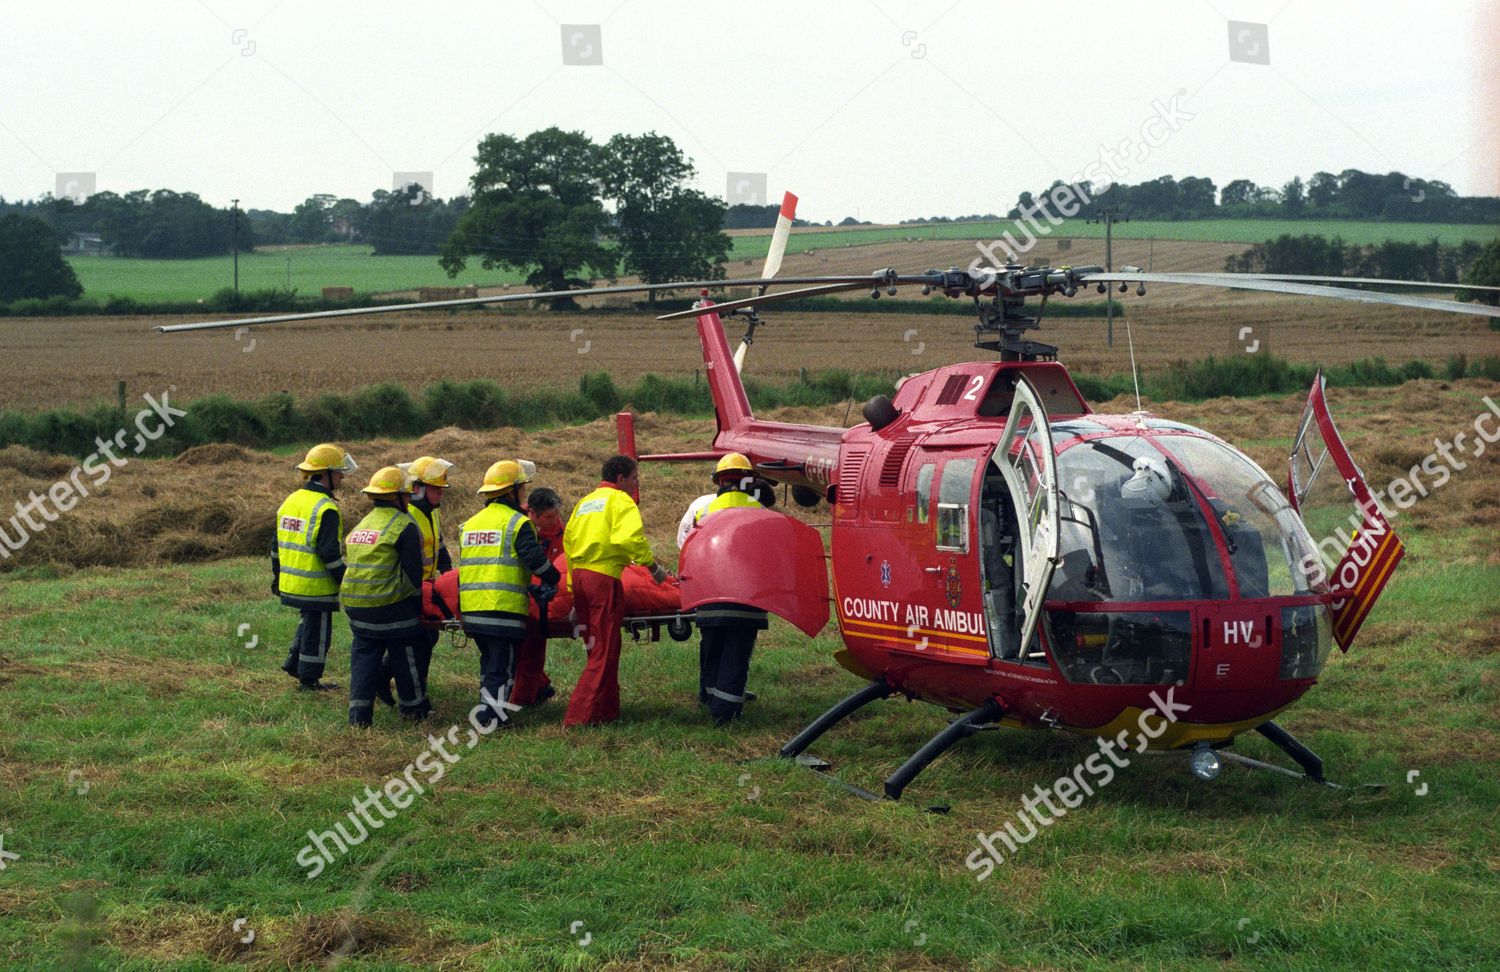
[0,213,83,302]
[1459,238,1500,306]
[289,193,337,243]
[441,127,615,308]
[601,132,731,290]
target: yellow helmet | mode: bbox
[400,456,454,488]
[297,443,357,474]
[361,465,413,496]
[713,453,754,479]
[478,460,530,495]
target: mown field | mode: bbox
[0,384,1496,968]
[62,219,1500,303]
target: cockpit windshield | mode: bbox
[1046,433,1324,603]
[1050,436,1228,601]
[1152,435,1325,597]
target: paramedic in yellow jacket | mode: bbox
[689,453,773,726]
[562,454,668,726]
[273,443,355,692]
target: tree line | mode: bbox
[1005,169,1500,223]
[1223,234,1485,280]
[0,189,251,259]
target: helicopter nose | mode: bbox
[1193,610,1279,692]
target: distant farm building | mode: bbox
[62,232,113,255]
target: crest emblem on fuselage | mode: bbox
[944,562,962,608]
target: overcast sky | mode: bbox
[4,0,1496,223]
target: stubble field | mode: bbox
[10,237,1498,413]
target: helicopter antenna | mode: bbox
[1125,310,1143,412]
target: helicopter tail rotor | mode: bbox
[734,190,799,373]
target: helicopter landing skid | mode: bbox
[778,679,893,759]
[779,685,1004,804]
[1254,720,1328,784]
[884,700,1005,801]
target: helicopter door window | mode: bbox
[915,462,935,525]
[993,377,1060,662]
[935,458,975,552]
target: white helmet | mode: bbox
[1120,456,1171,506]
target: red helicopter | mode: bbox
[159,194,1500,799]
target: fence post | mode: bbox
[117,380,126,414]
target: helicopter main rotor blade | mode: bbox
[1080,271,1500,319]
[152,274,887,334]
[1228,273,1500,293]
[656,281,877,320]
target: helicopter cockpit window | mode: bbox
[1048,436,1229,602]
[1154,436,1324,597]
[935,458,975,552]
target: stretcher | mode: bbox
[420,558,697,645]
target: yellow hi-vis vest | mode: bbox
[340,507,419,610]
[276,488,342,602]
[458,503,530,616]
[563,485,654,580]
[411,504,441,581]
[696,489,761,524]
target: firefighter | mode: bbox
[274,443,356,692]
[512,486,565,705]
[691,453,771,726]
[562,455,667,727]
[342,466,431,726]
[398,455,454,698]
[458,460,561,727]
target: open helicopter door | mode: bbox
[1288,373,1405,651]
[679,506,830,637]
[992,375,1060,660]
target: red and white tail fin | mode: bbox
[734,190,797,373]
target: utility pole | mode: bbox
[231,198,241,299]
[1088,207,1125,348]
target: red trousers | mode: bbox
[563,568,625,726]
[510,622,551,705]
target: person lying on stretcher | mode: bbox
[421,551,682,635]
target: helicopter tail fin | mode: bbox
[695,299,754,435]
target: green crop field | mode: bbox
[64,246,530,303]
[729,218,1500,260]
[1,526,1496,967]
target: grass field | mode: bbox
[65,246,530,303]
[727,218,1500,261]
[62,218,1500,303]
[0,385,1497,968]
